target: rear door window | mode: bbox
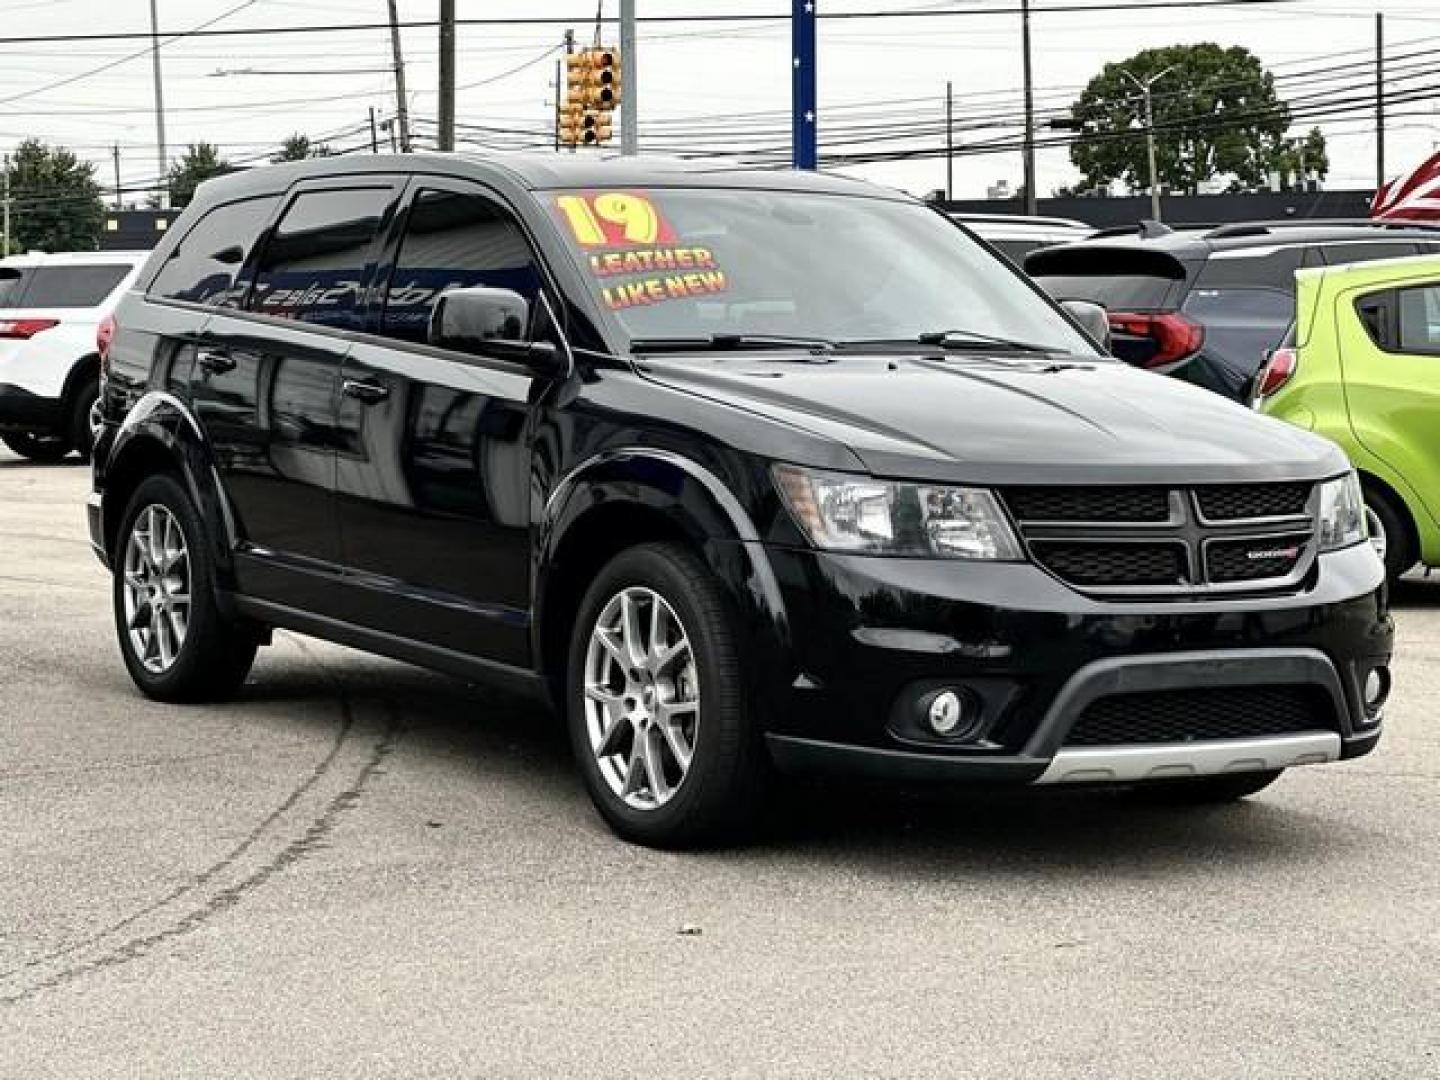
[249,186,394,331]
[149,194,280,306]
[0,264,130,308]
[1397,285,1440,354]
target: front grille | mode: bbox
[1207,533,1312,583]
[1195,482,1311,521]
[1002,481,1317,595]
[1063,685,1333,747]
[1003,486,1170,523]
[1030,541,1186,587]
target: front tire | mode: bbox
[1131,769,1283,805]
[2,430,70,462]
[566,542,767,848]
[1363,485,1417,584]
[113,473,258,703]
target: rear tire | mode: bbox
[1363,485,1417,584]
[1130,769,1283,805]
[68,376,99,462]
[113,473,259,703]
[2,431,70,462]
[566,542,768,848]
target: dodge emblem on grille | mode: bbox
[1247,545,1301,561]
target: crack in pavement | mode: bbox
[0,635,402,1007]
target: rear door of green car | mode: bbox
[1343,279,1440,526]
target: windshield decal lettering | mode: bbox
[587,247,716,276]
[556,192,675,247]
[602,271,728,310]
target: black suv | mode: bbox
[89,155,1392,847]
[1025,219,1440,400]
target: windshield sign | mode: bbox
[547,188,1098,355]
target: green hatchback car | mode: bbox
[1255,254,1440,582]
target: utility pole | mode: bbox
[1376,12,1385,190]
[1020,0,1036,214]
[148,0,168,207]
[386,0,412,152]
[945,81,954,202]
[561,29,575,153]
[619,0,637,155]
[791,0,817,170]
[1121,66,1174,222]
[369,107,379,153]
[438,0,455,151]
[112,144,122,210]
[3,156,11,257]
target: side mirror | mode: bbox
[1060,299,1112,354]
[428,286,568,378]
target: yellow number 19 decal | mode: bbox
[555,192,672,247]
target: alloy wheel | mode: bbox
[122,504,192,674]
[582,586,700,811]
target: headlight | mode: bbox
[1317,472,1367,552]
[773,464,1023,560]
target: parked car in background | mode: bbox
[948,212,1093,265]
[0,250,144,461]
[1255,253,1440,583]
[1025,220,1440,401]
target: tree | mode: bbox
[1068,44,1315,195]
[1269,126,1330,190]
[3,139,105,254]
[167,142,229,209]
[270,133,333,163]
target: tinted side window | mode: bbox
[1318,241,1419,267]
[1397,284,1440,354]
[150,195,279,306]
[15,264,130,307]
[380,188,542,344]
[250,187,393,331]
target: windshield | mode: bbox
[545,187,1098,355]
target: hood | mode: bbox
[636,352,1348,485]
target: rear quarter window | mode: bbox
[149,194,281,306]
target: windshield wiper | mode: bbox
[629,333,835,354]
[913,329,1056,353]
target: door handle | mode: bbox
[197,349,236,375]
[342,378,390,404]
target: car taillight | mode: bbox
[1106,311,1205,368]
[97,313,116,374]
[1254,346,1297,398]
[0,317,59,339]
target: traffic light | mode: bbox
[559,46,621,147]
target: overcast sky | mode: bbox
[2,0,1436,204]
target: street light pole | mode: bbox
[1121,66,1175,222]
[619,0,637,155]
[148,0,168,207]
[1020,0,1036,214]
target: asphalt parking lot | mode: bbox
[2,445,1437,1079]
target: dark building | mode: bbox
[98,209,176,251]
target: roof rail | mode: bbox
[1205,218,1440,239]
[1087,219,1174,240]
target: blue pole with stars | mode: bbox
[792,0,817,170]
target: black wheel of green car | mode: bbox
[2,430,71,463]
[567,542,768,848]
[1131,769,1283,805]
[113,473,259,703]
[69,376,99,462]
[1362,485,1417,584]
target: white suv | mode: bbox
[0,250,144,461]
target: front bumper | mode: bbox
[0,383,63,433]
[758,540,1391,784]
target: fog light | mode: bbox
[927,690,966,736]
[1363,666,1391,716]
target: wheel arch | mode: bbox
[101,392,237,584]
[61,352,100,407]
[534,449,791,710]
[1355,467,1424,566]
